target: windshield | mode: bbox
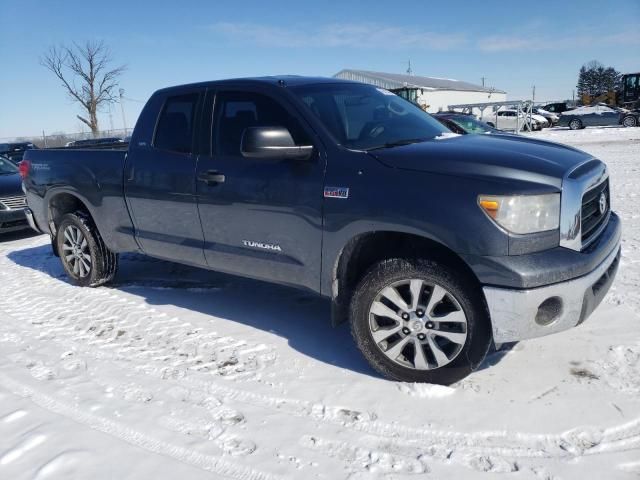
[290,83,449,150]
[447,115,495,134]
[0,156,18,175]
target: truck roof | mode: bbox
[154,76,358,94]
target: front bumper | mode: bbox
[483,228,621,343]
[0,208,29,233]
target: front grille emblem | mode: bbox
[598,192,607,215]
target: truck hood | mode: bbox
[368,134,592,188]
[0,172,22,197]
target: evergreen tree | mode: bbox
[577,61,621,100]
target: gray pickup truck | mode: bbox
[22,76,621,384]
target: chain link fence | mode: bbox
[0,128,134,149]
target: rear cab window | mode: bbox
[154,93,200,154]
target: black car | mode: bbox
[433,112,500,135]
[0,155,30,233]
[66,137,125,148]
[541,103,574,115]
[0,142,38,164]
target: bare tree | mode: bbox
[41,41,126,136]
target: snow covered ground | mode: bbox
[1,126,639,480]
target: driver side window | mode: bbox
[213,92,309,157]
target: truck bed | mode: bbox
[23,148,138,253]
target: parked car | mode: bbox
[66,137,125,148]
[480,109,543,131]
[532,107,560,126]
[0,142,38,164]
[433,112,501,135]
[22,76,621,384]
[541,102,574,115]
[558,104,637,129]
[529,111,550,128]
[0,155,30,233]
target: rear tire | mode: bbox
[56,212,118,287]
[622,115,637,128]
[569,118,583,130]
[349,258,491,385]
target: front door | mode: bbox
[195,88,326,291]
[124,89,207,266]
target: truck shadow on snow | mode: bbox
[8,244,511,378]
[8,244,376,377]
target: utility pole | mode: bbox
[406,60,412,76]
[108,103,115,133]
[481,77,486,87]
[119,88,128,134]
[532,85,536,102]
[42,130,47,148]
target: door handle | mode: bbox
[198,170,226,185]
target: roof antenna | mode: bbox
[406,60,413,76]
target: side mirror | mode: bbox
[241,126,313,160]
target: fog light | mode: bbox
[535,297,563,326]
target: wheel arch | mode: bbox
[46,189,96,237]
[330,230,484,326]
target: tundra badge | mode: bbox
[242,240,282,252]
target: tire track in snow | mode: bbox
[2,247,640,465]
[0,254,276,381]
[0,372,280,480]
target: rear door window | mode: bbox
[154,93,200,154]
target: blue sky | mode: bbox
[1,0,639,138]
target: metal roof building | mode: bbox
[334,69,507,113]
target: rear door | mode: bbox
[195,86,326,291]
[594,105,620,126]
[124,89,207,266]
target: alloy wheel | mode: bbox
[62,225,92,278]
[368,279,468,370]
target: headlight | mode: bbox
[478,193,560,234]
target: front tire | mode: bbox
[56,212,118,287]
[622,115,637,128]
[350,258,491,385]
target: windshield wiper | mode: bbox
[365,137,430,151]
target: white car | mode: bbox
[533,107,560,126]
[530,112,550,128]
[480,109,542,131]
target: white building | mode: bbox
[334,69,507,113]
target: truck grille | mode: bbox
[581,179,609,245]
[0,195,27,210]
